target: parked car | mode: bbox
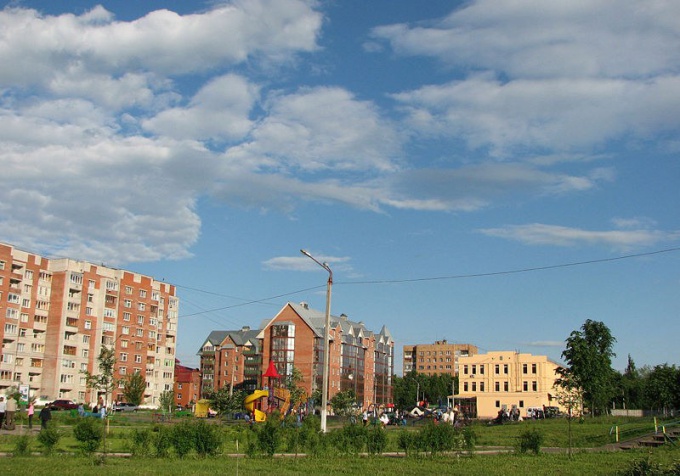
[49,399,78,411]
[32,396,52,408]
[113,402,138,412]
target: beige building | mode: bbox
[403,340,478,376]
[0,242,178,407]
[453,350,564,419]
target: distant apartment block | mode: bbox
[0,242,178,407]
[453,350,564,419]
[403,340,478,376]
[198,302,395,408]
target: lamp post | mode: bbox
[300,249,333,433]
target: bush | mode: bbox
[13,434,32,457]
[256,416,281,456]
[194,419,222,457]
[397,430,418,456]
[366,426,387,455]
[419,422,457,456]
[37,426,61,455]
[170,420,196,458]
[73,417,104,454]
[130,428,153,457]
[153,425,172,458]
[517,428,543,455]
[331,423,366,455]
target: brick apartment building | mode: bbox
[198,302,395,408]
[174,359,200,409]
[0,242,178,407]
[403,340,478,376]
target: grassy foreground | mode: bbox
[1,447,679,476]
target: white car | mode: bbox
[32,396,52,407]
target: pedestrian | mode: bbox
[39,405,52,429]
[28,401,35,429]
[5,396,16,429]
[0,396,5,429]
[362,408,368,427]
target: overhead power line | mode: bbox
[178,246,680,319]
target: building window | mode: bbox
[463,365,468,374]
[519,400,524,408]
[523,381,528,392]
[495,400,500,408]
[463,382,468,392]
[495,364,500,374]
[504,381,509,392]
[532,363,537,374]
[480,382,485,392]
[523,363,528,374]
[503,364,508,374]
[471,382,476,392]
[495,382,500,392]
[532,381,538,391]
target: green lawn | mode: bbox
[0,413,678,475]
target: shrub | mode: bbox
[331,423,366,455]
[461,426,476,452]
[37,426,61,455]
[194,419,222,457]
[13,434,32,457]
[517,428,543,455]
[73,417,104,454]
[366,426,387,456]
[256,416,281,456]
[130,428,153,457]
[153,425,172,458]
[170,420,196,458]
[397,430,418,456]
[419,422,457,456]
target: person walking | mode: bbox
[39,405,52,429]
[27,401,35,429]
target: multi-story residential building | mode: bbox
[403,340,478,376]
[174,360,200,409]
[197,302,395,408]
[453,350,564,419]
[0,242,178,407]
[197,326,261,397]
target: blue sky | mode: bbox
[1,0,679,372]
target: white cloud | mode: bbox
[143,74,259,141]
[478,223,679,249]
[371,0,680,80]
[263,252,352,272]
[0,0,322,88]
[240,87,402,173]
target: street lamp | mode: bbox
[300,249,333,433]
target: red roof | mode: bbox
[263,360,281,379]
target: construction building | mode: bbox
[403,340,478,376]
[453,350,564,419]
[0,242,178,407]
[197,302,394,408]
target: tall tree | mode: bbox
[643,364,680,415]
[122,372,146,406]
[556,319,616,416]
[82,346,117,407]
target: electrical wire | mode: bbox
[177,246,680,319]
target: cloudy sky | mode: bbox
[1,0,679,371]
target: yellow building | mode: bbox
[453,351,564,419]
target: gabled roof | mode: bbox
[197,328,261,354]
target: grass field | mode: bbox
[0,412,678,475]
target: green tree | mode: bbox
[122,372,146,406]
[556,319,616,416]
[82,346,117,407]
[286,367,307,410]
[643,364,680,415]
[330,389,356,416]
[210,386,247,416]
[159,389,174,413]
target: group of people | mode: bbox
[0,395,53,431]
